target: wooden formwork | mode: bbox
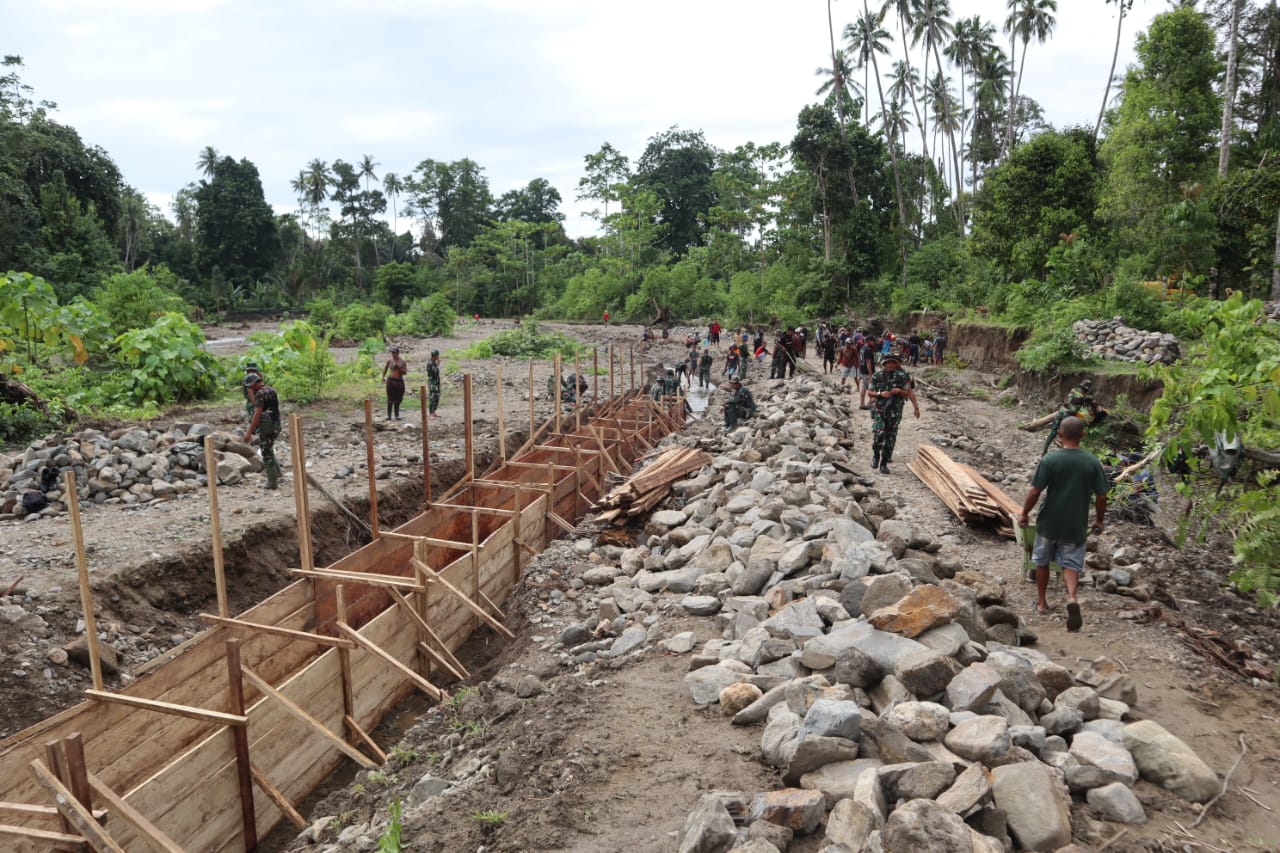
[0,349,688,853]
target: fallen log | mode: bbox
[1018,412,1057,431]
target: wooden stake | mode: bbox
[86,772,184,852]
[420,384,431,504]
[363,399,380,538]
[387,586,469,680]
[334,586,358,750]
[203,440,229,617]
[527,360,535,444]
[574,350,582,432]
[28,760,127,853]
[410,558,516,639]
[495,363,507,463]
[42,742,73,837]
[341,717,387,766]
[513,484,524,582]
[336,623,446,702]
[240,665,378,769]
[471,510,481,633]
[65,472,103,691]
[288,415,314,573]
[85,690,248,727]
[249,764,306,831]
[608,344,614,400]
[463,373,474,482]
[592,347,599,406]
[553,353,562,435]
[199,614,355,648]
[224,639,258,852]
[59,736,91,821]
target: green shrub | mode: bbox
[305,296,340,335]
[112,313,223,405]
[1103,274,1170,331]
[0,401,59,447]
[458,320,580,360]
[243,320,339,403]
[92,266,189,333]
[337,303,391,340]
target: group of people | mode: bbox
[377,347,444,421]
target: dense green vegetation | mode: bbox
[2,3,1279,596]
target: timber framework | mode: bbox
[0,345,688,852]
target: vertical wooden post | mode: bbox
[608,345,614,400]
[61,734,92,817]
[553,353,562,435]
[592,347,599,408]
[630,345,636,392]
[289,415,314,572]
[65,472,103,691]
[334,587,356,722]
[363,399,380,538]
[463,374,474,482]
[513,484,523,583]
[202,441,229,617]
[225,639,258,852]
[42,741,73,836]
[420,385,431,504]
[527,361,535,441]
[495,363,507,464]
[574,350,582,432]
[470,510,481,632]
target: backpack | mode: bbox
[22,491,49,513]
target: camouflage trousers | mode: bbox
[872,407,903,462]
[429,382,441,414]
[257,420,281,488]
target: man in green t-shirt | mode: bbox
[1019,416,1109,631]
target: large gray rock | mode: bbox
[761,597,826,640]
[859,715,934,764]
[733,682,789,726]
[800,625,866,670]
[1087,781,1147,824]
[916,622,969,657]
[1123,720,1220,803]
[846,624,930,673]
[1070,730,1138,785]
[825,799,881,850]
[883,701,950,742]
[991,762,1073,851]
[895,649,962,699]
[946,663,1002,711]
[603,625,648,657]
[685,664,747,705]
[985,651,1047,716]
[833,646,882,689]
[936,762,993,814]
[784,736,863,784]
[801,699,863,740]
[944,716,1011,763]
[858,573,913,616]
[799,758,885,807]
[885,760,957,800]
[733,554,776,595]
[679,794,738,853]
[882,799,974,853]
[762,709,803,768]
[748,788,826,835]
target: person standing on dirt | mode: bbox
[822,332,838,375]
[724,345,741,382]
[709,321,721,348]
[858,335,878,409]
[1019,416,1109,632]
[932,327,948,365]
[907,332,922,366]
[425,350,442,418]
[868,349,920,474]
[838,338,859,387]
[242,376,282,490]
[382,346,407,420]
[684,347,700,388]
[698,349,713,389]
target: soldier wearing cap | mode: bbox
[242,374,282,489]
[382,346,407,420]
[241,361,264,423]
[723,378,756,430]
[868,348,920,473]
[427,350,442,418]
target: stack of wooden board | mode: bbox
[593,446,711,524]
[908,444,1020,538]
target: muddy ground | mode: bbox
[2,323,1279,852]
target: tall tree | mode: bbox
[1219,0,1243,176]
[194,156,280,287]
[860,0,912,284]
[634,126,719,255]
[913,0,955,166]
[947,15,997,198]
[883,0,931,161]
[1096,0,1136,140]
[1002,0,1058,159]
[847,12,878,124]
[197,146,220,178]
[382,171,404,255]
[408,158,494,258]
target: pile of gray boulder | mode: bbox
[555,376,1217,852]
[1072,318,1179,365]
[0,424,262,521]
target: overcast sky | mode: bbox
[5,0,1164,238]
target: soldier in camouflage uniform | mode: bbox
[241,361,264,424]
[868,350,921,473]
[661,368,682,397]
[722,379,757,429]
[427,350,442,418]
[698,349,713,388]
[242,375,282,489]
[1042,378,1104,456]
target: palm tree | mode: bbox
[383,171,404,250]
[861,0,912,285]
[303,159,332,239]
[815,51,863,124]
[947,16,997,198]
[847,12,879,125]
[290,169,310,231]
[197,146,220,178]
[1003,0,1058,159]
[1095,0,1135,140]
[883,0,930,161]
[358,154,379,194]
[912,0,954,165]
[970,46,1012,189]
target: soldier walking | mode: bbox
[427,350,442,418]
[868,350,921,474]
[242,375,283,489]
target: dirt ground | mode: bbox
[3,323,1279,852]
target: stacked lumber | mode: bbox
[908,445,1019,538]
[594,446,711,525]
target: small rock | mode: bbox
[944,716,1011,763]
[882,799,975,852]
[515,675,543,698]
[824,798,881,850]
[720,682,764,716]
[747,788,827,835]
[883,701,950,741]
[1087,781,1147,824]
[680,793,738,853]
[1123,720,1220,803]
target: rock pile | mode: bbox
[1072,318,1179,365]
[537,376,1217,852]
[0,424,262,521]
